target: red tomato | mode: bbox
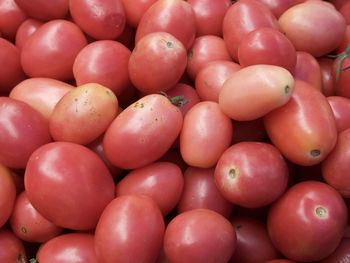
[0,0,27,41]
[0,228,27,262]
[214,142,289,208]
[121,0,157,28]
[327,96,350,132]
[180,101,233,168]
[73,40,131,96]
[135,0,196,50]
[186,35,232,80]
[0,164,16,228]
[336,25,350,54]
[278,1,346,57]
[164,208,236,263]
[177,167,234,218]
[230,216,281,263]
[264,80,338,166]
[319,238,350,263]
[318,57,336,96]
[10,191,63,243]
[222,0,279,61]
[20,19,88,81]
[330,0,350,25]
[104,94,183,169]
[15,19,43,50]
[268,181,348,262]
[0,97,51,168]
[116,162,184,216]
[238,27,297,73]
[24,142,115,230]
[95,194,165,263]
[36,233,98,263]
[257,0,301,18]
[333,53,350,99]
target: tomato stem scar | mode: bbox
[310,149,321,157]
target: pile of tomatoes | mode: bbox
[1,0,350,262]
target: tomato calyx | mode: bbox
[29,258,38,263]
[17,254,27,263]
[159,92,188,108]
[333,43,350,82]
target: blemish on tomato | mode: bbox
[20,226,27,234]
[284,85,290,94]
[229,168,237,179]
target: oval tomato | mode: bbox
[0,163,16,228]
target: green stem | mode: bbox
[159,92,188,108]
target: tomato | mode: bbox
[318,57,336,96]
[49,83,118,145]
[214,142,289,208]
[180,101,233,168]
[164,208,236,263]
[0,97,51,168]
[0,0,27,41]
[238,27,297,73]
[195,60,241,102]
[36,233,97,263]
[186,35,231,81]
[69,0,125,40]
[103,94,183,170]
[257,0,301,18]
[116,162,184,216]
[24,142,115,230]
[319,238,350,263]
[222,0,279,61]
[20,19,88,81]
[95,194,165,263]
[0,228,27,262]
[219,64,294,121]
[327,96,350,132]
[0,163,16,228]
[10,191,63,243]
[15,19,43,50]
[267,181,348,262]
[336,25,350,54]
[135,0,196,50]
[177,167,234,218]
[264,80,338,166]
[73,40,131,96]
[330,0,350,25]
[0,37,26,93]
[9,77,74,120]
[230,216,281,263]
[121,0,157,28]
[278,1,346,57]
[333,53,350,99]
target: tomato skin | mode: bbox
[180,101,233,168]
[95,194,165,263]
[20,19,88,81]
[267,181,348,262]
[230,216,280,263]
[10,191,63,243]
[0,0,27,41]
[0,164,16,228]
[219,64,294,121]
[278,1,346,57]
[135,0,196,50]
[319,238,350,263]
[24,142,115,230]
[103,94,183,169]
[116,162,184,216]
[333,56,350,99]
[238,27,297,73]
[15,19,43,50]
[264,80,338,166]
[214,142,289,208]
[164,208,236,263]
[9,77,74,120]
[222,0,279,61]
[73,40,131,96]
[318,57,336,96]
[121,0,157,28]
[327,96,350,132]
[257,0,301,18]
[37,233,98,263]
[0,97,51,169]
[336,24,350,53]
[0,228,27,262]
[129,32,187,94]
[177,167,233,218]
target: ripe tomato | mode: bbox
[15,18,43,50]
[0,228,27,262]
[327,96,350,132]
[0,163,16,228]
[0,0,27,41]
[257,0,301,18]
[318,57,336,96]
[121,0,157,28]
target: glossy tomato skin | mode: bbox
[0,97,51,168]
[136,0,196,50]
[121,0,157,28]
[37,233,97,263]
[129,32,187,94]
[214,142,289,208]
[267,181,348,262]
[257,0,301,18]
[0,228,27,262]
[180,101,233,168]
[0,0,27,41]
[334,56,350,99]
[177,167,234,218]
[95,194,165,263]
[21,19,88,81]
[318,57,336,96]
[264,80,338,166]
[24,142,115,230]
[9,77,74,120]
[327,96,350,132]
[238,27,297,73]
[116,162,184,216]
[69,0,125,40]
[223,0,279,61]
[15,18,43,50]
[0,164,16,228]
[10,191,63,243]
[73,40,131,96]
[319,238,350,263]
[164,208,236,263]
[230,216,280,263]
[103,94,183,169]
